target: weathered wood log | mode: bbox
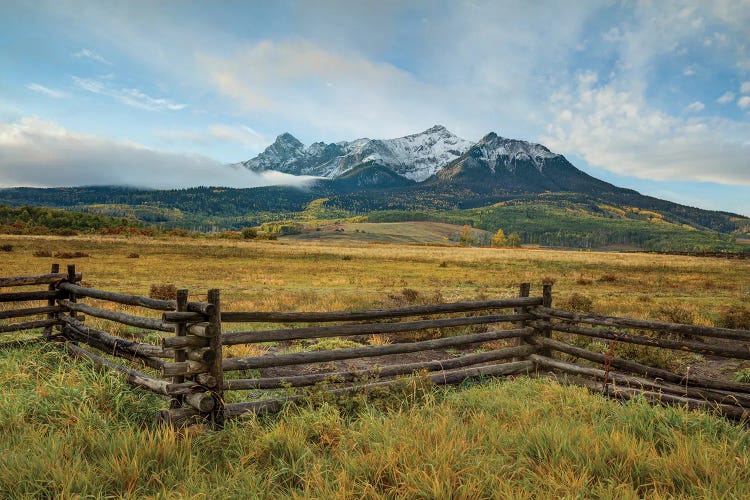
[186,323,215,337]
[546,322,750,360]
[225,344,538,390]
[538,284,554,356]
[58,315,167,356]
[186,301,214,316]
[162,327,533,376]
[529,336,750,394]
[171,289,189,404]
[184,392,215,412]
[186,348,216,364]
[0,272,81,288]
[0,290,60,303]
[513,283,531,360]
[162,360,533,425]
[62,324,166,371]
[196,373,217,388]
[0,306,62,320]
[217,313,531,348]
[43,263,61,337]
[206,289,225,428]
[58,300,174,332]
[534,306,750,342]
[62,341,172,395]
[57,282,176,311]
[0,319,60,334]
[211,297,545,323]
[162,359,208,377]
[548,373,750,421]
[531,354,750,408]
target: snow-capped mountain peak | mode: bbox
[240,126,472,181]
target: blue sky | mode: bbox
[1,0,749,215]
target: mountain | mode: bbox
[240,125,472,182]
[428,132,631,195]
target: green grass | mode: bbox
[1,343,749,497]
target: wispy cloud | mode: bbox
[26,83,68,99]
[738,96,750,109]
[543,73,750,186]
[72,76,186,111]
[73,48,112,65]
[717,91,735,104]
[686,101,705,112]
[158,124,268,150]
[0,117,314,189]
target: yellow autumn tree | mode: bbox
[491,228,507,247]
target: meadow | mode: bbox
[1,233,750,497]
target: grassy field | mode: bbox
[288,221,491,245]
[2,233,750,497]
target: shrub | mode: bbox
[598,273,618,283]
[127,253,140,259]
[541,276,557,285]
[241,227,258,239]
[341,255,352,261]
[655,303,696,325]
[0,244,13,252]
[401,288,420,303]
[575,275,593,285]
[54,251,90,258]
[559,293,594,313]
[715,306,750,330]
[309,338,361,351]
[149,283,177,300]
[439,261,448,268]
[32,249,53,257]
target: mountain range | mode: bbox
[1,125,748,252]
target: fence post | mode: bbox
[170,289,189,409]
[43,263,60,338]
[513,283,531,361]
[206,289,225,429]
[65,264,83,322]
[539,283,553,357]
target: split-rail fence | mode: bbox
[1,264,749,428]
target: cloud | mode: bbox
[72,76,186,111]
[543,73,750,186]
[686,101,705,112]
[73,48,112,65]
[741,81,750,93]
[717,91,735,104]
[157,124,268,151]
[26,83,68,99]
[739,96,750,109]
[0,117,316,189]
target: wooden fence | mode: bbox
[1,264,750,428]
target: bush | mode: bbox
[127,253,140,259]
[241,227,258,239]
[149,283,177,300]
[715,306,750,330]
[598,273,618,283]
[32,249,53,257]
[736,368,750,383]
[507,233,522,248]
[655,303,696,325]
[559,293,594,313]
[0,244,13,252]
[54,251,90,258]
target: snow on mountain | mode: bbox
[240,125,472,182]
[472,133,560,174]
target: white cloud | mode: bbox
[0,117,316,189]
[26,83,68,99]
[741,81,750,93]
[158,124,268,150]
[72,76,186,111]
[717,91,735,104]
[739,96,750,109]
[682,66,696,76]
[543,74,750,186]
[73,48,112,65]
[686,101,705,112]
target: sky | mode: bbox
[0,0,749,215]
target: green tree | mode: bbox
[491,228,507,247]
[507,233,522,248]
[241,227,258,239]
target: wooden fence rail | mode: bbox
[2,265,750,428]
